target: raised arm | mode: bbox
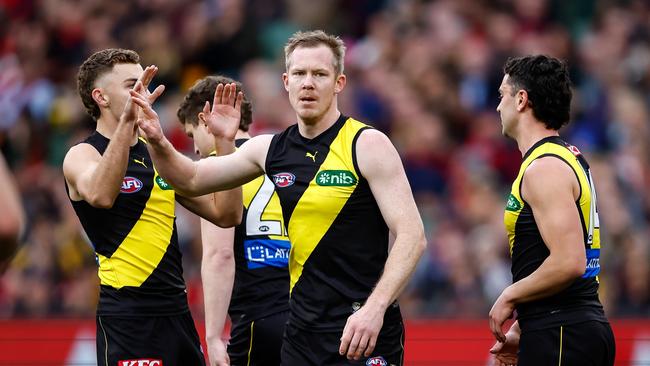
[132,87,269,197]
[339,129,426,360]
[63,66,164,208]
[489,157,586,342]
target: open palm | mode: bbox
[201,82,243,141]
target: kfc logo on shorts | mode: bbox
[272,172,296,188]
[120,177,143,193]
[118,359,162,366]
[366,356,388,366]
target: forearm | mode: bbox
[212,137,242,226]
[87,122,134,206]
[147,137,200,196]
[366,231,426,310]
[505,255,582,305]
[0,155,23,257]
[201,220,235,341]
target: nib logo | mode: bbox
[119,360,162,366]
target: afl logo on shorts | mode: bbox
[272,172,295,188]
[120,177,143,193]
[366,356,388,366]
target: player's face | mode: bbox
[95,63,144,121]
[283,45,345,125]
[496,74,516,138]
[184,122,214,158]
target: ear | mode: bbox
[282,72,289,92]
[198,111,207,125]
[516,89,528,112]
[91,88,109,108]
[334,73,346,94]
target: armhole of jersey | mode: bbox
[520,153,582,204]
[352,126,372,179]
[264,134,281,178]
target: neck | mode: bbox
[235,130,251,139]
[514,116,559,156]
[96,114,138,145]
[297,101,341,139]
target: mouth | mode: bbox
[299,96,317,104]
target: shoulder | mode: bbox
[356,129,402,178]
[63,143,101,177]
[522,156,576,202]
[356,128,391,150]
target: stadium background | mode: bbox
[0,0,649,364]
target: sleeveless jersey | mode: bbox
[229,138,290,322]
[66,132,187,316]
[265,115,401,331]
[504,136,607,330]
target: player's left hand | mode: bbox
[339,301,385,360]
[130,86,164,144]
[489,288,516,343]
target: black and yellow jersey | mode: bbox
[229,138,290,321]
[504,136,607,330]
[265,115,401,331]
[66,132,187,316]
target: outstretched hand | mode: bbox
[120,65,165,127]
[130,84,164,144]
[199,83,243,141]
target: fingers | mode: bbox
[139,65,158,89]
[364,333,377,357]
[354,333,370,360]
[129,90,156,116]
[234,91,243,113]
[345,331,362,359]
[212,83,224,113]
[339,323,352,356]
[149,84,165,103]
[489,314,506,343]
[490,341,503,354]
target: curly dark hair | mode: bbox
[503,55,572,130]
[177,75,252,132]
[77,48,140,120]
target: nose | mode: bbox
[302,74,314,89]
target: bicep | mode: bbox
[357,130,422,234]
[63,146,100,200]
[522,159,584,257]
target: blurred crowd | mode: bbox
[0,0,649,320]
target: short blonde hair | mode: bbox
[284,30,346,75]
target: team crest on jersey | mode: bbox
[366,356,388,366]
[273,172,296,188]
[120,177,143,193]
[568,145,582,156]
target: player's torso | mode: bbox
[67,132,187,316]
[265,115,400,331]
[504,136,606,328]
[230,138,291,322]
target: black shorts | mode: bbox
[281,320,405,366]
[228,310,289,366]
[519,321,615,366]
[96,312,205,366]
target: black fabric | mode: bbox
[227,310,289,366]
[280,319,405,366]
[96,312,205,366]
[518,321,615,366]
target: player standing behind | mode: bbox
[177,75,290,366]
[489,55,615,366]
[63,49,242,366]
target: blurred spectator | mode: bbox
[0,0,649,320]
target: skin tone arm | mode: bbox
[0,152,25,272]
[63,67,164,209]
[175,83,245,227]
[489,156,586,342]
[490,321,520,366]
[339,129,427,360]
[131,85,269,197]
[201,220,235,366]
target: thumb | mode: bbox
[490,341,504,354]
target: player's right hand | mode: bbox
[130,86,164,144]
[207,338,230,366]
[199,82,243,141]
[489,322,520,366]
